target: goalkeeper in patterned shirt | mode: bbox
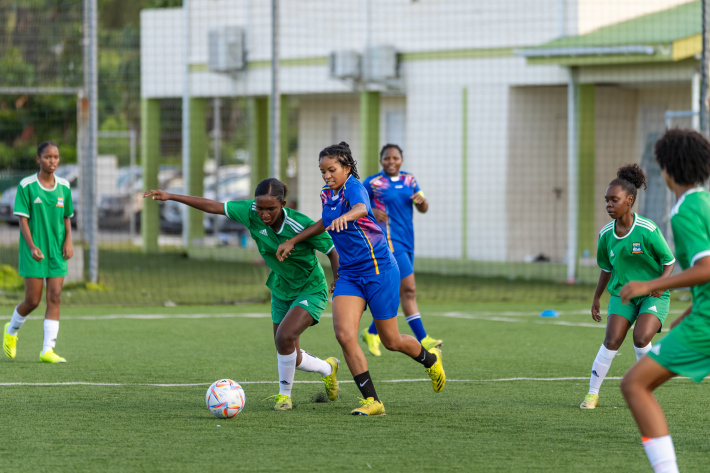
[620,129,710,473]
[144,178,339,411]
[580,164,675,410]
[3,141,74,364]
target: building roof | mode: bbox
[517,1,702,66]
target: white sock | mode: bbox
[42,319,59,354]
[643,435,679,473]
[635,342,653,361]
[588,344,617,395]
[296,349,332,378]
[276,350,297,397]
[7,306,27,336]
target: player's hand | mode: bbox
[372,208,388,223]
[329,278,337,294]
[63,241,74,260]
[327,217,348,233]
[276,241,295,261]
[649,289,664,298]
[143,189,170,201]
[31,246,44,262]
[591,298,602,322]
[411,193,427,205]
[619,281,650,304]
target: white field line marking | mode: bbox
[2,376,705,387]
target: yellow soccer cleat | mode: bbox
[322,357,340,401]
[351,397,385,416]
[3,322,18,359]
[580,394,599,409]
[264,394,293,411]
[421,335,443,351]
[360,328,382,357]
[39,349,66,363]
[425,347,446,393]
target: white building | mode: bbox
[140,0,701,282]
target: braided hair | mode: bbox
[254,177,288,201]
[609,163,646,207]
[37,141,58,156]
[319,142,359,179]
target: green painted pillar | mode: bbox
[577,84,596,261]
[187,97,207,245]
[141,98,160,253]
[360,90,380,178]
[250,97,270,190]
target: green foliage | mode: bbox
[0,264,22,290]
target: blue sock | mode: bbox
[406,313,427,341]
[368,320,378,335]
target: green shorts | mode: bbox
[270,288,328,325]
[648,329,710,383]
[608,294,669,327]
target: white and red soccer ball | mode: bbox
[205,379,245,418]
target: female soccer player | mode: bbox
[276,142,445,416]
[360,144,442,356]
[580,164,675,409]
[620,129,710,473]
[144,178,339,411]
[3,141,74,363]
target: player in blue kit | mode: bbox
[277,142,445,416]
[360,144,442,356]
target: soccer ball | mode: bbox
[205,379,246,418]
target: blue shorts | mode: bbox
[333,265,401,319]
[393,251,414,279]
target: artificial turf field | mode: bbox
[1,301,709,472]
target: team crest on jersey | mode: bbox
[632,242,642,254]
[56,197,64,208]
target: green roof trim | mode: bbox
[519,0,700,66]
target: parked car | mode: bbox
[0,164,80,226]
[98,165,179,229]
[159,165,250,234]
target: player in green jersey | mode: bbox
[620,129,710,473]
[144,178,340,411]
[3,141,74,364]
[581,164,675,410]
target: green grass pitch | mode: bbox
[1,301,708,472]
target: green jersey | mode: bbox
[597,213,675,297]
[224,200,335,300]
[13,173,74,278]
[668,187,710,356]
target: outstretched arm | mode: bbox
[143,189,225,215]
[620,257,710,303]
[276,219,326,261]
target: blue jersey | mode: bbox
[362,171,422,253]
[321,175,395,276]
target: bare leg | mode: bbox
[44,277,64,321]
[17,278,44,316]
[375,316,422,357]
[620,356,676,437]
[332,295,368,376]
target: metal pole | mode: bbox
[83,0,99,283]
[129,129,137,242]
[212,97,221,234]
[270,0,280,179]
[702,0,709,135]
[566,67,579,284]
[182,0,191,247]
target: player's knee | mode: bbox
[603,336,623,351]
[400,283,416,301]
[633,333,652,348]
[333,327,354,347]
[24,298,41,311]
[46,291,62,306]
[274,331,296,352]
[379,335,401,352]
[620,372,635,400]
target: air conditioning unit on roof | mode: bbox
[208,26,246,72]
[362,45,398,83]
[329,50,361,80]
